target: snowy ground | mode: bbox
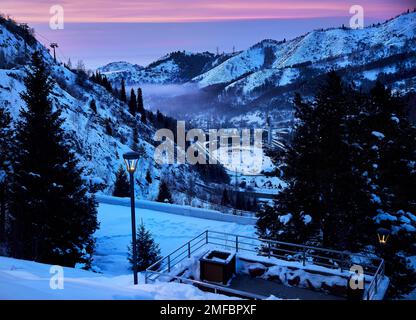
[93,202,255,275]
[0,256,232,300]
[0,201,256,300]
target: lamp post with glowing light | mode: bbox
[123,151,141,285]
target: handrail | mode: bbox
[145,229,385,300]
[207,230,372,259]
[147,270,266,300]
[145,231,208,282]
[364,259,385,300]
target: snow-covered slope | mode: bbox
[99,51,234,86]
[0,256,233,299]
[0,20,202,201]
[97,12,416,127]
[0,197,257,299]
[193,12,416,89]
[94,200,255,274]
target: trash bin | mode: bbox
[200,250,236,285]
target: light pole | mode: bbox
[123,151,141,285]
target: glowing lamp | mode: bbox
[123,151,140,173]
[377,228,390,245]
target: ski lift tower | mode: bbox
[50,43,58,63]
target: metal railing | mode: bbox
[364,259,385,300]
[145,230,385,300]
[193,198,256,217]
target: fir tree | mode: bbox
[129,88,137,116]
[105,118,113,136]
[257,72,372,249]
[0,49,7,68]
[131,125,139,151]
[366,82,416,217]
[8,51,98,267]
[128,220,161,271]
[137,88,146,122]
[0,104,13,243]
[145,170,152,184]
[120,79,127,102]
[113,166,130,198]
[256,73,416,297]
[235,192,245,210]
[156,180,173,203]
[358,81,416,297]
[221,188,230,206]
[89,99,97,114]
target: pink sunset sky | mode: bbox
[1,0,413,68]
[2,0,413,22]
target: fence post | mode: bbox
[236,235,239,252]
[144,272,147,284]
[188,242,191,258]
[268,242,271,258]
[168,255,171,273]
[340,253,344,272]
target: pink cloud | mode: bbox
[1,0,413,23]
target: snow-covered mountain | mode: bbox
[194,12,415,87]
[0,18,204,202]
[99,51,235,86]
[99,11,416,127]
[194,12,416,101]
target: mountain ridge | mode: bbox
[97,11,416,127]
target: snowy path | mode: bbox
[93,203,256,275]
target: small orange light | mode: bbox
[377,228,390,245]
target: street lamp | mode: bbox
[377,228,390,245]
[123,151,141,285]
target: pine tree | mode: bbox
[0,49,7,68]
[113,166,130,197]
[128,220,161,271]
[105,118,113,136]
[257,72,372,249]
[256,74,416,296]
[156,180,173,203]
[137,88,146,122]
[120,79,127,102]
[235,192,245,210]
[131,125,139,151]
[221,188,230,206]
[89,99,97,114]
[359,81,416,297]
[129,88,137,116]
[0,104,13,243]
[366,82,416,217]
[8,51,98,267]
[145,170,152,184]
